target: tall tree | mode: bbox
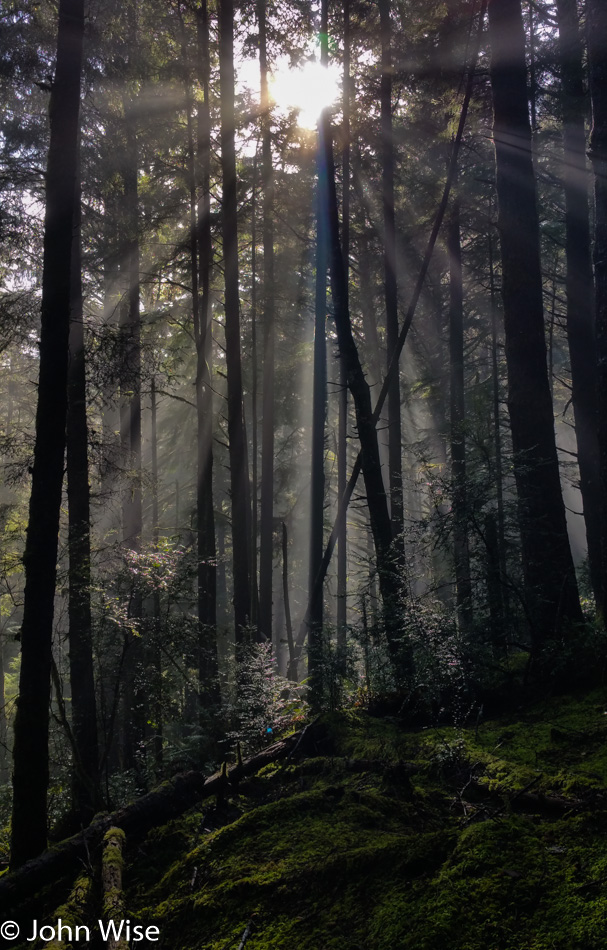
[179,4,207,712]
[488,226,508,641]
[258,0,276,645]
[586,0,607,617]
[150,377,163,770]
[251,152,260,629]
[488,0,582,643]
[308,0,329,698]
[219,0,252,645]
[196,0,219,700]
[555,0,601,609]
[378,0,404,551]
[67,167,100,822]
[448,196,473,628]
[119,0,144,776]
[10,0,85,869]
[337,0,351,657]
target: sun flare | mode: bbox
[270,58,341,129]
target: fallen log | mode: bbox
[462,775,597,820]
[0,727,307,913]
[45,873,93,950]
[102,828,128,950]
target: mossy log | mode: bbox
[102,828,128,950]
[0,727,309,913]
[43,874,92,950]
[465,777,589,817]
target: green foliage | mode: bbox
[222,642,308,753]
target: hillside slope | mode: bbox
[8,690,607,949]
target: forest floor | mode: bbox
[6,687,607,949]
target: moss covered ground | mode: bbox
[119,689,607,950]
[12,688,607,949]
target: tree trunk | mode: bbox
[119,34,145,777]
[219,0,252,646]
[322,122,411,678]
[0,638,8,785]
[67,168,100,822]
[485,512,505,654]
[10,0,85,869]
[150,379,163,772]
[448,198,473,629]
[251,152,260,630]
[379,0,404,552]
[243,406,259,631]
[556,0,602,609]
[196,0,219,701]
[527,0,538,134]
[488,228,508,634]
[488,0,582,643]
[337,0,350,661]
[585,0,607,618]
[308,0,330,700]
[356,204,383,389]
[258,0,276,647]
[99,185,121,511]
[282,522,296,679]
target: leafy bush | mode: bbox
[221,641,307,753]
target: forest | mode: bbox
[1,0,607,946]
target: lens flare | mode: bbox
[270,58,341,129]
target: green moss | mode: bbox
[24,874,93,950]
[91,694,607,948]
[102,826,126,869]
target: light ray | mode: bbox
[270,57,341,129]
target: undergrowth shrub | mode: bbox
[221,641,308,753]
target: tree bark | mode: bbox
[488,0,582,643]
[10,0,85,869]
[337,0,350,660]
[258,0,276,646]
[251,153,260,630]
[119,4,145,775]
[219,0,252,645]
[308,0,330,700]
[488,228,508,635]
[379,0,404,552]
[586,0,607,618]
[196,0,219,701]
[556,0,601,609]
[282,522,296,679]
[150,378,163,771]
[356,203,383,389]
[102,828,128,950]
[527,0,538,134]
[448,198,473,629]
[67,168,100,822]
[484,512,505,654]
[0,641,7,785]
